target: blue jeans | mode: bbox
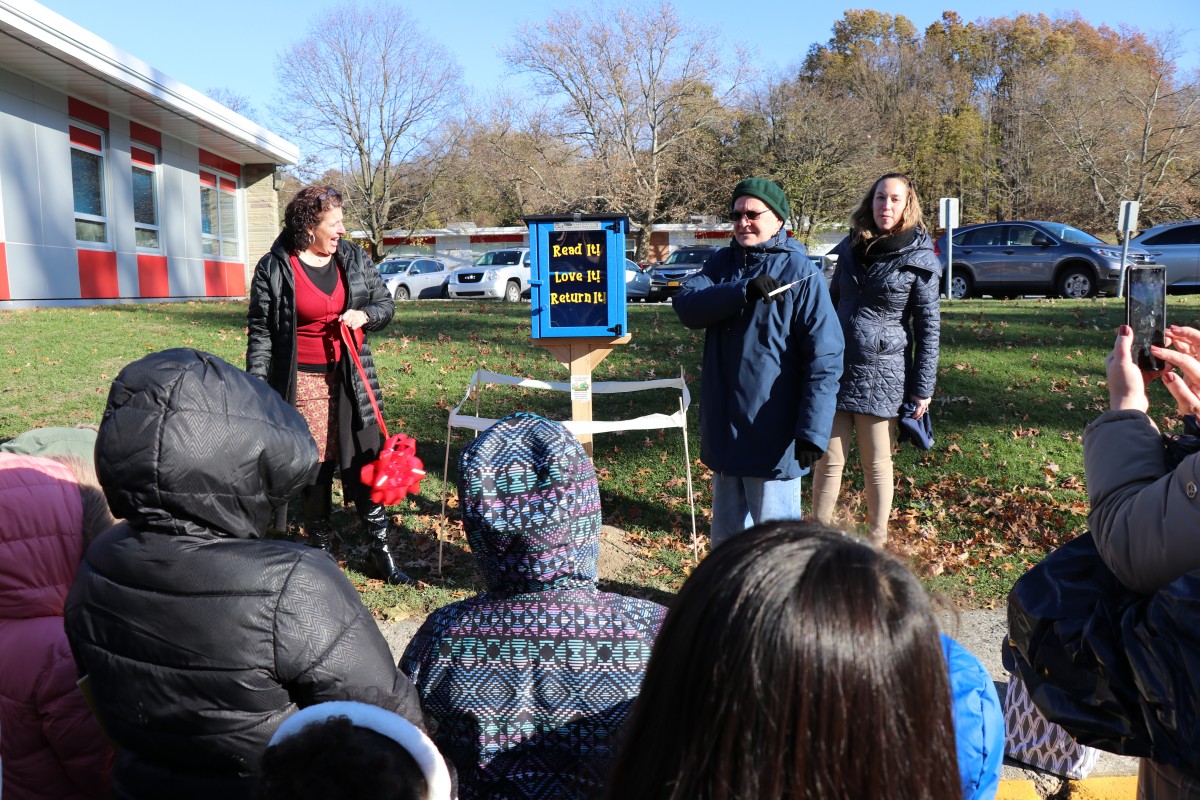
[709,473,803,548]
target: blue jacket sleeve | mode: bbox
[672,253,749,330]
[793,274,844,451]
[942,634,1005,800]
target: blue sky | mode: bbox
[37,0,1200,122]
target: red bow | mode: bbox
[360,433,426,506]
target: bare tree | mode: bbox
[273,1,463,256]
[503,1,747,259]
[206,87,261,124]
[1022,31,1200,228]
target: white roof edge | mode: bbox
[1,1,299,165]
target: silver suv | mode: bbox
[1132,219,1200,291]
[934,221,1152,299]
[447,248,531,302]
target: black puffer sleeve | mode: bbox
[274,551,422,722]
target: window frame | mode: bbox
[200,169,241,261]
[131,145,161,252]
[69,122,109,247]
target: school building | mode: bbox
[0,1,297,309]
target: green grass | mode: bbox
[3,296,1194,613]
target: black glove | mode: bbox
[746,273,783,303]
[795,440,823,469]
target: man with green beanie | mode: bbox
[673,177,843,547]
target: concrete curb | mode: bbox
[998,776,1137,799]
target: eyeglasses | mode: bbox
[728,209,772,222]
[316,186,340,203]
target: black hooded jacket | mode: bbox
[64,349,420,800]
[246,236,393,427]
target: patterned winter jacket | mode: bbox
[401,412,667,800]
[0,453,113,800]
[828,226,942,418]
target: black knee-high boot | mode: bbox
[301,474,335,553]
[362,504,413,585]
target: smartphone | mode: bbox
[1126,266,1166,371]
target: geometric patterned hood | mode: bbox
[457,412,600,592]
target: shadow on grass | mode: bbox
[596,579,676,608]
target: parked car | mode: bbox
[934,221,1153,299]
[625,258,650,301]
[647,245,719,301]
[1131,219,1200,291]
[447,248,531,302]
[377,257,449,300]
[808,253,838,286]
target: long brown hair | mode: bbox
[849,172,925,242]
[605,522,961,800]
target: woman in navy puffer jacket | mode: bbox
[812,173,942,546]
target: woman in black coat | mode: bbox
[247,186,408,584]
[811,173,942,546]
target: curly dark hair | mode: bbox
[281,186,343,254]
[257,715,427,800]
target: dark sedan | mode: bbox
[647,246,719,301]
[934,221,1153,299]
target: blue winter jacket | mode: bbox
[943,634,1005,800]
[829,227,942,418]
[674,231,844,478]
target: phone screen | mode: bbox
[1126,266,1166,371]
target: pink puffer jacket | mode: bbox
[0,453,112,799]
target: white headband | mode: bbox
[268,701,452,800]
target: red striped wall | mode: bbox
[204,260,245,297]
[137,254,169,297]
[0,244,9,301]
[68,97,108,130]
[198,149,241,177]
[77,250,119,298]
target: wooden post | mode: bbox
[532,335,631,455]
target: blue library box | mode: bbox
[525,214,629,339]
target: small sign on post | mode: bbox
[1116,200,1141,298]
[939,197,960,300]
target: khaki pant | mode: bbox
[812,411,896,545]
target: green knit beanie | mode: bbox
[731,177,790,221]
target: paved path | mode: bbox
[379,608,1139,798]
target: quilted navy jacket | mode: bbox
[64,349,421,800]
[673,231,844,478]
[828,227,942,418]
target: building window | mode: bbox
[200,170,239,258]
[70,124,107,244]
[131,146,160,250]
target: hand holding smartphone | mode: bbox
[1126,266,1167,371]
